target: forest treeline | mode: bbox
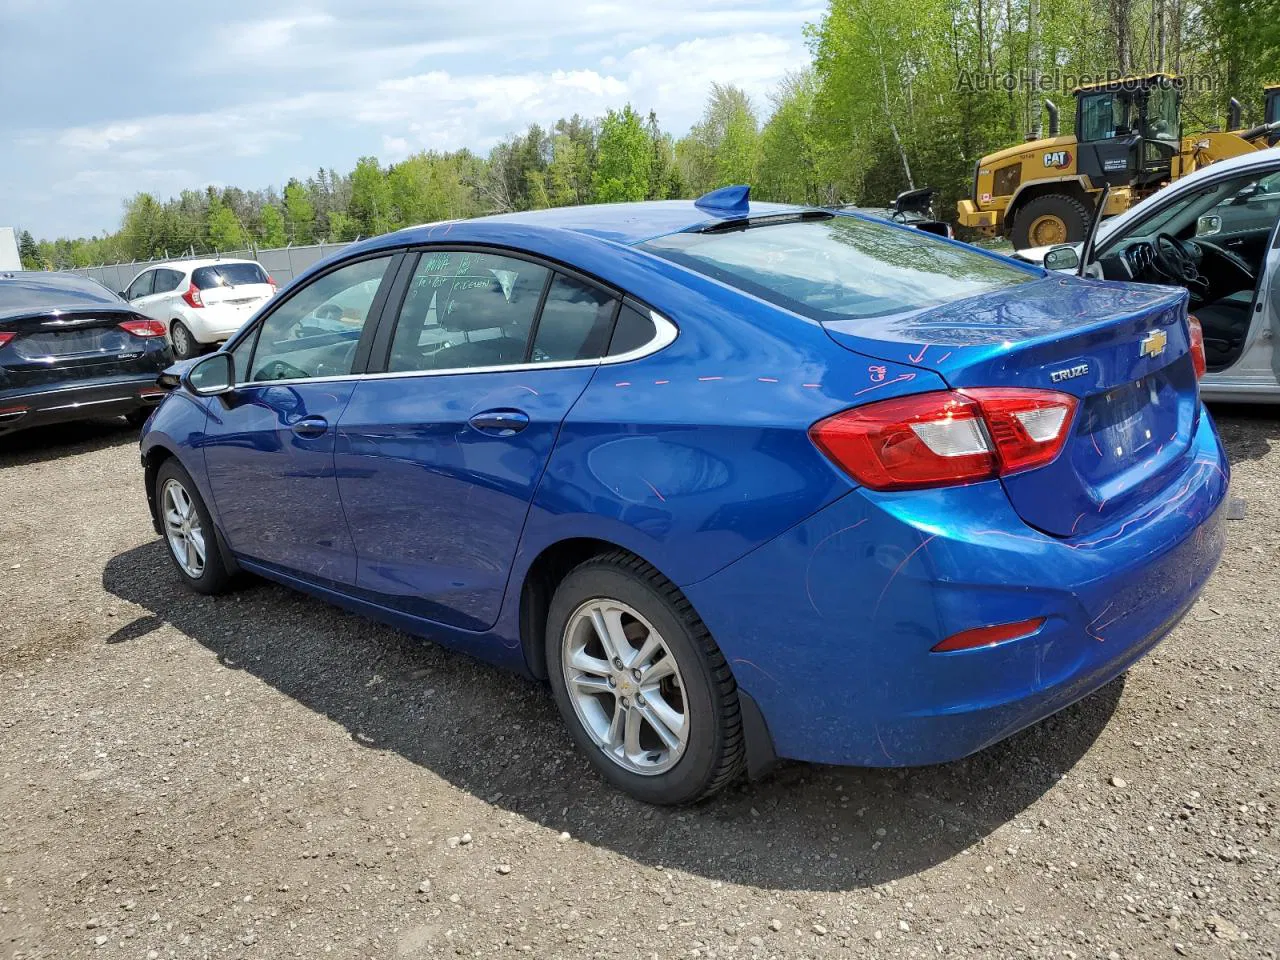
[18,0,1276,270]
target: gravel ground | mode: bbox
[0,410,1277,960]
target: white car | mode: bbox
[121,258,276,359]
[1018,146,1280,403]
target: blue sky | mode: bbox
[0,0,818,239]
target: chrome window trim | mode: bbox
[233,309,677,389]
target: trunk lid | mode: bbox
[823,276,1198,538]
[1,308,162,387]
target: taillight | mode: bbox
[0,332,14,349]
[932,617,1046,652]
[810,388,1078,491]
[119,319,167,338]
[1187,315,1206,379]
[182,283,204,308]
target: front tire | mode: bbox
[170,320,201,360]
[1010,194,1092,250]
[155,459,231,595]
[546,551,744,805]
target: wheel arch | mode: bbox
[144,441,241,576]
[1005,176,1094,227]
[516,536,778,780]
[142,442,178,534]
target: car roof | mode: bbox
[0,270,123,321]
[386,198,813,247]
[142,257,263,272]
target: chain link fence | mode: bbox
[64,242,354,293]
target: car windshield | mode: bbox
[192,263,270,288]
[639,216,1033,321]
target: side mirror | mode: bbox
[1043,245,1080,272]
[183,353,234,396]
[1196,214,1223,238]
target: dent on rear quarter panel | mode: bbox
[513,266,950,588]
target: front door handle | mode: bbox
[468,409,530,436]
[291,416,329,438]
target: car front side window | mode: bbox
[126,271,154,300]
[246,256,392,383]
[387,251,549,373]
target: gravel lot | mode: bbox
[1,409,1277,960]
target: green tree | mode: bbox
[348,156,393,237]
[282,180,316,243]
[258,204,287,246]
[205,197,248,250]
[593,105,652,203]
[645,111,684,200]
[758,71,822,204]
[17,230,40,269]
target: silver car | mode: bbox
[1020,146,1280,403]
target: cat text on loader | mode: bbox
[958,74,1280,249]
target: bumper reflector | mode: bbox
[932,617,1046,653]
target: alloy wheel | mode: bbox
[560,598,689,775]
[171,322,193,358]
[162,478,206,578]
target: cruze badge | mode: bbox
[1050,363,1089,383]
[1140,330,1168,359]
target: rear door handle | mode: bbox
[468,409,530,436]
[291,416,329,438]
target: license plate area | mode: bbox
[13,328,133,360]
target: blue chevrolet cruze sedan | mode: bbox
[139,187,1228,804]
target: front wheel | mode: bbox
[155,459,232,595]
[1010,194,1092,250]
[546,552,744,805]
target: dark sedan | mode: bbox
[0,271,173,435]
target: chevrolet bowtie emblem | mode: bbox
[1139,329,1168,359]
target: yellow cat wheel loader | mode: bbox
[958,74,1280,249]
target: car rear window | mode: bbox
[192,263,270,288]
[639,215,1034,322]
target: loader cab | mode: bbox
[1267,86,1279,145]
[1075,74,1183,188]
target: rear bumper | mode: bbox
[185,303,264,344]
[685,409,1229,766]
[0,376,167,435]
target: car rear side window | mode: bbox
[639,216,1033,322]
[387,252,549,373]
[153,269,184,294]
[193,263,270,288]
[531,274,618,362]
[247,256,391,382]
[608,304,656,355]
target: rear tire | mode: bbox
[170,320,200,360]
[154,459,232,595]
[545,551,744,805]
[124,408,152,428]
[1010,194,1092,250]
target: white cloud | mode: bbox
[3,1,819,236]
